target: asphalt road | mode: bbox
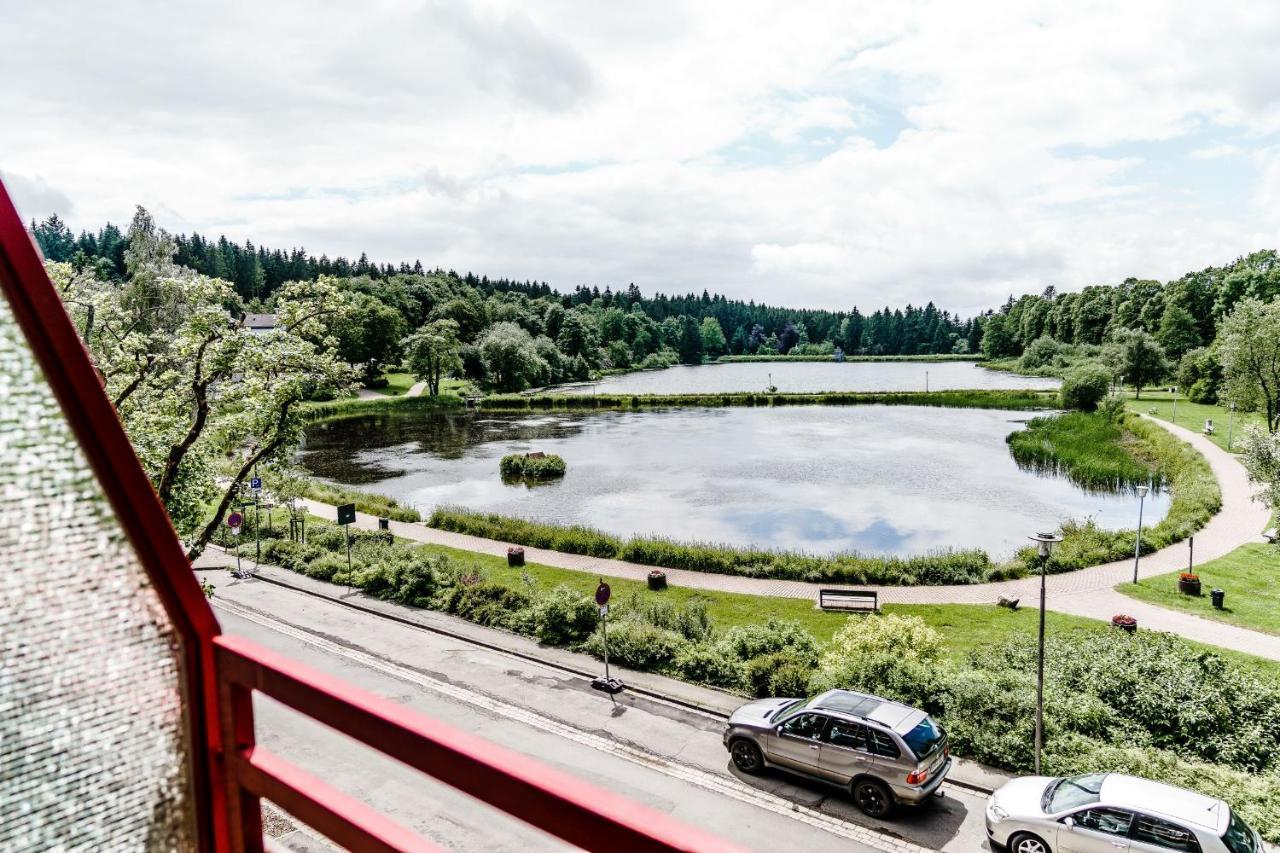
[202,571,995,852]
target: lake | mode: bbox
[552,360,1060,395]
[299,405,1167,559]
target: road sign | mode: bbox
[595,581,611,607]
[337,503,357,525]
[227,511,243,528]
[598,604,608,617]
[250,477,262,490]
[230,525,241,536]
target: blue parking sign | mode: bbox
[251,477,262,490]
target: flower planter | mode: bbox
[507,546,525,567]
[1111,615,1138,634]
[1179,573,1201,596]
[647,570,667,591]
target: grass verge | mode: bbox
[1117,542,1280,636]
[482,388,1055,411]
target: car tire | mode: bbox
[851,778,896,818]
[1008,832,1050,853]
[729,739,764,775]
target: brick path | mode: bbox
[300,415,1280,659]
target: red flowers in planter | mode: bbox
[1111,614,1138,633]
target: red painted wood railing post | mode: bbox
[219,676,264,853]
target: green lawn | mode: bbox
[1123,388,1266,453]
[1118,542,1280,638]
[367,371,417,396]
[272,522,1278,678]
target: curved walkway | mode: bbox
[300,415,1277,658]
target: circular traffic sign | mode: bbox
[595,580,611,606]
[227,511,244,528]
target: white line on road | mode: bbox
[215,597,939,853]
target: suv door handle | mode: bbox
[1111,843,1126,849]
[809,744,820,750]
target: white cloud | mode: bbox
[4,0,1280,315]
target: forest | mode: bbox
[28,212,1280,414]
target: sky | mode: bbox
[4,1,1280,315]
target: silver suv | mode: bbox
[986,772,1265,853]
[722,688,951,818]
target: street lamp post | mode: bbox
[925,370,929,393]
[1170,386,1178,423]
[1228,403,1236,450]
[1028,531,1063,776]
[1132,484,1150,584]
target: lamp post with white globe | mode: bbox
[1132,484,1150,584]
[1029,530,1063,775]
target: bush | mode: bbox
[1059,362,1113,411]
[499,453,567,480]
[444,582,532,629]
[810,615,944,705]
[672,645,746,690]
[304,553,350,582]
[527,585,598,645]
[716,618,818,662]
[1019,336,1061,371]
[580,621,689,672]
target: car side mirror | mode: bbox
[1063,817,1074,831]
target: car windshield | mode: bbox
[902,716,945,760]
[1043,773,1106,812]
[1222,810,1258,853]
[771,700,806,721]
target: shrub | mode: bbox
[620,594,714,641]
[444,582,532,629]
[527,585,598,645]
[304,553,350,582]
[810,615,944,704]
[1019,336,1061,371]
[672,644,745,690]
[580,621,689,672]
[1059,362,1113,411]
[716,618,818,663]
[499,453,567,480]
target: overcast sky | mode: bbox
[4,1,1280,314]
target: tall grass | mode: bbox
[1008,413,1221,574]
[427,506,996,585]
[1007,411,1155,490]
[482,389,1055,412]
[296,479,421,522]
[304,392,465,423]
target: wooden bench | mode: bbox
[1203,419,1215,435]
[818,589,879,612]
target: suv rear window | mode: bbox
[902,716,944,759]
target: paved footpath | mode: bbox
[301,415,1279,659]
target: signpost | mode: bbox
[227,512,244,577]
[252,473,263,561]
[591,580,623,696]
[337,503,357,589]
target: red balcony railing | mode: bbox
[0,177,741,852]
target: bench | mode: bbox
[1203,419,1215,435]
[818,589,878,612]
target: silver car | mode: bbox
[986,772,1265,853]
[722,688,951,818]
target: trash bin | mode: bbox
[508,546,525,567]
[1211,588,1225,609]
[378,517,390,530]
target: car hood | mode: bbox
[991,776,1055,817]
[728,698,798,728]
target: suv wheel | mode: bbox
[729,739,764,775]
[1008,832,1049,853]
[852,779,895,818]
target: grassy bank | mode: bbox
[1012,413,1220,574]
[295,480,422,522]
[428,505,1000,585]
[228,518,1280,839]
[481,388,1055,412]
[716,354,983,363]
[304,391,465,422]
[1007,411,1156,490]
[1118,543,1280,635]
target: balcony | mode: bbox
[0,177,736,852]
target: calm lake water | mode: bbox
[554,360,1060,395]
[299,405,1167,559]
